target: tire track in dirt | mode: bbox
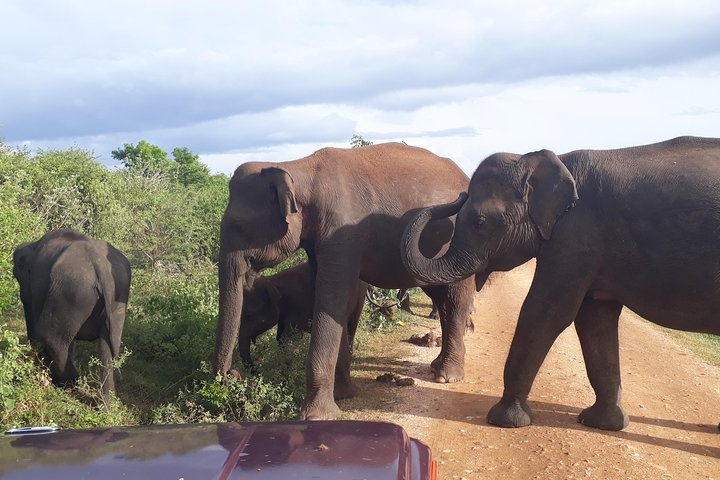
[347,260,720,479]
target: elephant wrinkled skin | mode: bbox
[213,143,475,420]
[13,230,131,398]
[401,136,720,431]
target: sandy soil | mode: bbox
[345,260,720,479]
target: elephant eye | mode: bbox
[474,213,487,229]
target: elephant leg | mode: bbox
[420,286,441,320]
[428,302,440,320]
[422,286,446,372]
[425,280,472,383]
[398,289,414,314]
[98,331,116,399]
[43,338,78,387]
[574,297,627,430]
[300,250,359,420]
[333,280,367,401]
[487,260,591,428]
[333,324,356,400]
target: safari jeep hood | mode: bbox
[0,420,433,480]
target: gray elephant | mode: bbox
[239,262,368,400]
[401,136,720,431]
[13,230,131,398]
[213,142,476,420]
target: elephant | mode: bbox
[12,229,131,399]
[239,263,315,367]
[213,142,476,420]
[401,136,720,431]
[239,262,369,401]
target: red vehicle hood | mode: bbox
[0,420,433,480]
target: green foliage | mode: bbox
[363,287,409,331]
[0,325,136,430]
[263,250,308,276]
[151,331,308,423]
[124,261,218,368]
[350,134,373,148]
[0,326,36,415]
[112,140,176,178]
[172,147,211,187]
[152,368,298,424]
[27,148,112,233]
[0,145,43,313]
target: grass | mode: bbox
[664,331,720,367]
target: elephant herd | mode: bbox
[12,136,720,432]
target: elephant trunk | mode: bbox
[213,252,248,374]
[401,192,486,285]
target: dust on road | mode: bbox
[345,260,720,479]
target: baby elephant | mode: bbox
[239,262,367,400]
[13,230,131,399]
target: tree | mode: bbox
[25,148,112,234]
[172,147,210,187]
[350,134,373,148]
[112,140,175,178]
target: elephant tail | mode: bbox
[95,252,131,360]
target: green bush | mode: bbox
[151,331,308,424]
[0,325,136,431]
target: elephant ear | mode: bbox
[12,244,33,285]
[261,167,298,222]
[522,149,578,240]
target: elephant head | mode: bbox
[213,164,303,374]
[237,279,282,368]
[402,150,578,285]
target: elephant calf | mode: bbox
[13,230,131,399]
[240,262,368,400]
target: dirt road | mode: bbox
[346,260,720,479]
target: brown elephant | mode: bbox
[13,230,131,398]
[213,142,476,419]
[239,262,368,400]
[401,136,720,431]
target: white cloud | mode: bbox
[1,0,719,172]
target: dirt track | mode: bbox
[345,260,720,479]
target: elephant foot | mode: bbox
[487,397,533,428]
[299,392,342,420]
[333,381,358,401]
[578,403,629,431]
[430,354,441,372]
[430,352,464,383]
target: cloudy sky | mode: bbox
[2,0,719,175]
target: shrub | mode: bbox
[151,331,308,424]
[0,325,136,430]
